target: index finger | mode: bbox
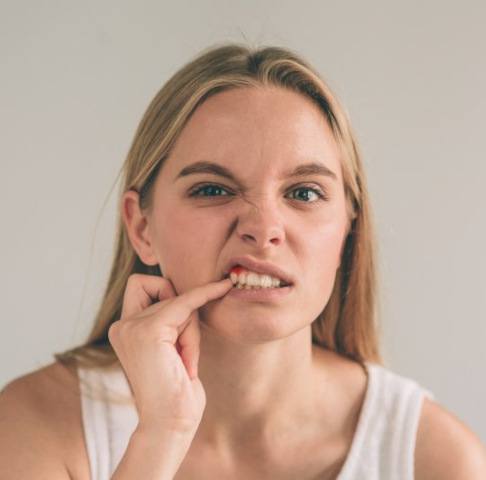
[169,277,234,319]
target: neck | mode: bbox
[195,325,333,452]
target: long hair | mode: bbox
[54,42,383,372]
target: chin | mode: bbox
[199,304,299,344]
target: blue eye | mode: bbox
[188,183,327,203]
[288,186,325,202]
[189,184,232,197]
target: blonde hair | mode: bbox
[55,42,383,374]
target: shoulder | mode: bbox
[2,360,80,396]
[415,396,486,479]
[0,361,81,478]
[1,360,81,422]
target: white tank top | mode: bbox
[78,360,434,479]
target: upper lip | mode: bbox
[221,256,295,286]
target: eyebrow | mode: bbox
[174,160,337,183]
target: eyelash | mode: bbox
[188,183,328,203]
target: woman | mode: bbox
[1,43,485,479]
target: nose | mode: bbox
[235,196,285,249]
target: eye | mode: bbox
[286,185,327,203]
[188,183,328,203]
[188,183,233,197]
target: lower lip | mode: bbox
[224,284,294,301]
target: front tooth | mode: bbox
[230,269,282,288]
[237,271,248,284]
[246,272,260,287]
[230,272,247,285]
[247,273,273,288]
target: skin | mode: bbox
[121,85,362,474]
[1,84,485,480]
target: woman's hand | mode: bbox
[108,273,233,435]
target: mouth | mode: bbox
[222,265,293,288]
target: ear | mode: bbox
[121,190,159,266]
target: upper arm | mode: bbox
[0,376,71,479]
[415,396,486,480]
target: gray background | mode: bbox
[1,1,485,442]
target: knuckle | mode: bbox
[108,321,117,335]
[126,273,142,287]
[109,319,130,339]
[107,322,119,343]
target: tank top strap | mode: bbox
[338,361,435,480]
[78,365,138,480]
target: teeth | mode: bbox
[229,269,282,288]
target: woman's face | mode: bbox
[134,86,350,343]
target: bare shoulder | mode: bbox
[0,361,85,479]
[1,361,81,427]
[2,360,80,399]
[415,396,486,480]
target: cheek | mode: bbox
[292,223,346,319]
[305,221,346,284]
[153,208,220,287]
[158,207,211,247]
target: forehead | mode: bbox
[162,86,342,182]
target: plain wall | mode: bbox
[1,0,485,441]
